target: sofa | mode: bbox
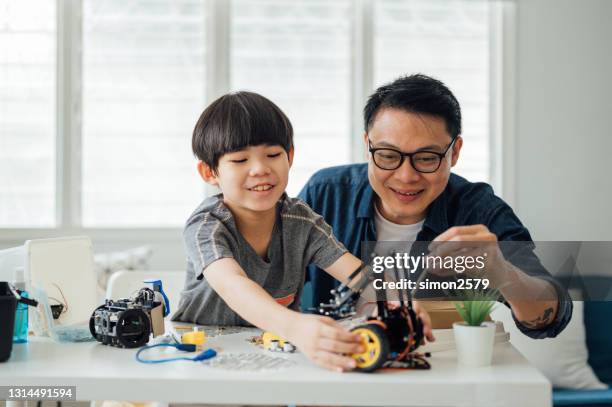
[553,276,612,406]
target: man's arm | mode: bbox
[429,225,565,334]
[203,258,362,371]
[492,260,558,329]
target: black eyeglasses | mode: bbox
[368,136,458,173]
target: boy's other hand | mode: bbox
[286,314,364,372]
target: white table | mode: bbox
[0,328,551,407]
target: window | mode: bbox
[82,0,206,227]
[230,0,352,197]
[0,0,56,227]
[1,0,500,231]
[374,0,491,182]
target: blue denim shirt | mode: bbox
[299,163,572,339]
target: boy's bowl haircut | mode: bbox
[192,91,294,173]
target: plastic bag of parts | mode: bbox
[30,285,95,343]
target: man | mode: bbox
[299,74,571,338]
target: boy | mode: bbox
[172,91,433,371]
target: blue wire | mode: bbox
[136,344,217,364]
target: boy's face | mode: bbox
[199,144,293,214]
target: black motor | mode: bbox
[89,287,159,348]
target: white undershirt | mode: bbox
[374,203,425,243]
[373,204,425,292]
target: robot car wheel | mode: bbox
[350,323,389,372]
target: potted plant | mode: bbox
[453,289,499,366]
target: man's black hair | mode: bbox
[364,73,462,138]
[192,91,293,173]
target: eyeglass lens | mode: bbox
[372,150,441,172]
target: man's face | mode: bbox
[199,144,293,217]
[366,108,462,225]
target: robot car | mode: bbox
[314,262,430,372]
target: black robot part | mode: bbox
[89,287,160,349]
[313,262,373,319]
[313,260,428,372]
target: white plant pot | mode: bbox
[453,321,496,367]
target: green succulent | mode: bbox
[454,289,500,327]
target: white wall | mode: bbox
[512,0,612,240]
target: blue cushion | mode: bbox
[584,300,612,385]
[553,389,612,406]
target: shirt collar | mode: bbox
[213,192,288,218]
[357,183,376,219]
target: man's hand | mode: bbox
[414,300,436,344]
[285,314,364,372]
[427,224,508,285]
[429,225,560,331]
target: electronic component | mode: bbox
[89,280,169,348]
[313,262,430,372]
[181,327,206,348]
[261,331,296,353]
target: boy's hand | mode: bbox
[285,314,364,372]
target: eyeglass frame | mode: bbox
[367,135,458,173]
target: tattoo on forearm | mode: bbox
[520,307,554,329]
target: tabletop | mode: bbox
[0,326,551,407]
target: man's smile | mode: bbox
[389,186,425,202]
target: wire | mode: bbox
[135,344,217,364]
[50,282,69,314]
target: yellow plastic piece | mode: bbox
[261,331,295,352]
[262,331,285,348]
[181,328,206,347]
[351,327,383,369]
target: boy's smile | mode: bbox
[247,182,275,193]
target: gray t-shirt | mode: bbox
[171,193,347,326]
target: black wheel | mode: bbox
[115,309,151,348]
[350,323,390,372]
